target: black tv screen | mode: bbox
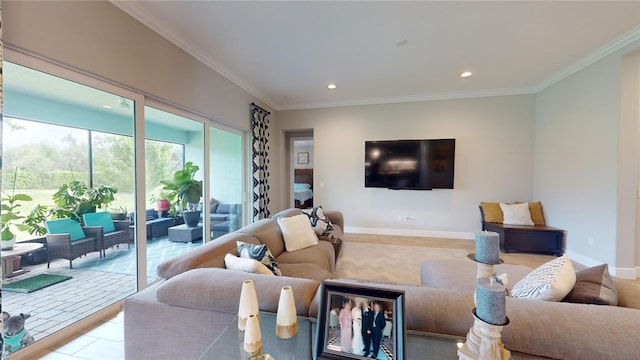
[365,139,455,190]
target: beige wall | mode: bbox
[534,40,640,275]
[274,95,536,236]
[3,1,272,131]
[4,0,279,215]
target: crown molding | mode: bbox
[111,1,640,112]
[110,1,278,110]
[276,86,536,111]
[533,25,640,92]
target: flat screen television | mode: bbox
[364,139,455,190]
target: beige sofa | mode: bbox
[124,210,640,360]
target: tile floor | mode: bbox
[27,312,125,360]
[3,235,202,341]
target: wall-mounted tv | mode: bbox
[365,139,455,190]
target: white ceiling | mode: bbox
[113,1,640,111]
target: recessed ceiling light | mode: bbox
[460,71,472,78]
[102,105,112,109]
[327,84,337,90]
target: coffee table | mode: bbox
[1,243,44,278]
[168,224,203,243]
[199,312,465,359]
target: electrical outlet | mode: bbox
[588,237,594,246]
[397,215,402,222]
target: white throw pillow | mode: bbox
[511,256,576,301]
[500,203,534,226]
[224,253,274,276]
[277,214,319,252]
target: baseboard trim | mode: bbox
[614,267,638,280]
[564,250,603,268]
[564,250,638,279]
[344,226,474,240]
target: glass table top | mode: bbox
[200,312,465,360]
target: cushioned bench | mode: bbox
[479,205,564,256]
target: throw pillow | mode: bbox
[527,201,546,226]
[237,241,282,276]
[563,264,618,306]
[480,202,503,223]
[301,206,334,237]
[511,256,576,301]
[500,203,534,226]
[224,253,275,276]
[277,214,319,252]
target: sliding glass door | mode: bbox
[144,106,206,284]
[2,62,137,346]
[209,126,245,238]
[1,58,248,354]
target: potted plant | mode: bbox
[161,162,203,227]
[151,193,172,218]
[50,180,117,223]
[1,170,33,250]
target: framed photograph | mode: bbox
[316,281,406,360]
[297,152,309,164]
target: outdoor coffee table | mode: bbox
[199,312,466,359]
[1,243,44,278]
[168,224,203,243]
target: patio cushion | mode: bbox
[146,209,158,220]
[45,218,86,241]
[83,211,116,233]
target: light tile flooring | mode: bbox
[26,312,125,360]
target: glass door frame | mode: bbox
[5,49,250,291]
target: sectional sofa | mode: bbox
[123,209,640,360]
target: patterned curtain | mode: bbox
[251,103,271,221]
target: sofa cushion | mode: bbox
[45,218,86,241]
[156,233,260,279]
[237,241,282,276]
[145,209,158,220]
[277,215,319,252]
[500,203,534,226]
[511,256,576,301]
[276,241,335,273]
[238,219,286,257]
[224,253,274,276]
[83,211,116,233]
[210,203,219,214]
[563,264,618,306]
[278,263,334,282]
[156,268,321,316]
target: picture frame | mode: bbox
[316,281,406,360]
[297,151,309,164]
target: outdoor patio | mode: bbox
[2,236,202,341]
